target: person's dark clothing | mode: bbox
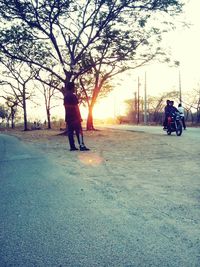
[64,91,89,151]
[169,105,178,115]
[181,116,186,130]
[64,92,81,124]
[163,104,171,127]
[163,104,179,128]
[67,121,84,150]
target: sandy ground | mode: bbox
[1,126,200,266]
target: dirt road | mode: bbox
[0,127,200,266]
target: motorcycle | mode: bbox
[165,112,183,136]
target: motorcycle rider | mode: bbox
[163,100,179,130]
[163,99,171,129]
[178,103,186,130]
[169,100,178,114]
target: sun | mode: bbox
[80,90,128,120]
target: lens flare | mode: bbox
[78,153,103,166]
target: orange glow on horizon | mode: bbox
[80,92,127,120]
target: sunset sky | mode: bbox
[89,0,200,117]
[26,0,200,121]
[90,0,200,119]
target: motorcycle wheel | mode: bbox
[176,123,182,136]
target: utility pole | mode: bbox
[113,94,117,118]
[134,91,137,123]
[144,72,147,125]
[179,69,182,104]
[137,76,140,124]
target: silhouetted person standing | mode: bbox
[64,82,89,151]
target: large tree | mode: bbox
[79,67,113,130]
[0,60,35,130]
[0,0,183,127]
[35,71,62,129]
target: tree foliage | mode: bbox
[0,0,183,128]
[0,0,183,83]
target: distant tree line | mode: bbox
[122,88,200,125]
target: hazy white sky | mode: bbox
[92,0,200,119]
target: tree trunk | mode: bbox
[23,95,28,131]
[6,118,9,128]
[191,111,194,124]
[86,106,95,130]
[197,109,200,123]
[47,109,51,129]
[11,107,15,129]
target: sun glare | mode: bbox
[78,153,103,166]
[80,92,128,120]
